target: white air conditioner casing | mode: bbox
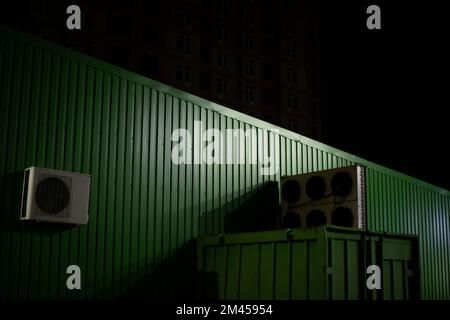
[280,165,367,229]
[20,167,90,225]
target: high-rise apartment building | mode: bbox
[1,0,322,139]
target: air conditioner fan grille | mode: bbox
[35,177,70,214]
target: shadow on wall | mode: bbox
[117,239,203,299]
[0,171,279,299]
[116,181,280,300]
[1,170,279,239]
[192,180,280,238]
[0,171,24,232]
[224,181,280,233]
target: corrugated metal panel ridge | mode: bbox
[0,25,449,300]
[1,25,447,194]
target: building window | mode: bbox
[217,52,227,69]
[263,89,272,106]
[216,0,226,16]
[217,79,227,96]
[200,73,210,90]
[243,33,255,50]
[244,85,254,103]
[217,26,226,42]
[244,60,255,77]
[287,93,298,110]
[176,36,191,55]
[245,10,255,27]
[287,41,297,60]
[287,69,298,84]
[141,54,158,75]
[286,23,296,35]
[286,0,296,11]
[176,65,191,84]
[177,11,192,29]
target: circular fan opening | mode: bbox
[35,177,70,214]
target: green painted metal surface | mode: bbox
[0,26,449,299]
[196,227,420,300]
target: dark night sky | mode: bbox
[318,1,450,190]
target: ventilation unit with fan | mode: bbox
[280,165,367,229]
[20,167,91,225]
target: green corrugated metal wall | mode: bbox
[0,26,449,299]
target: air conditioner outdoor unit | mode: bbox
[20,167,91,225]
[280,165,367,229]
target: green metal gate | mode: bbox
[197,227,420,300]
